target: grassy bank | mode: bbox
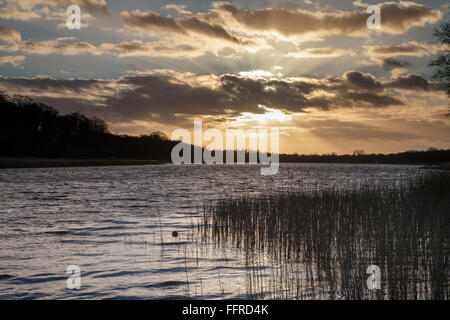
[0,157,167,168]
[199,172,449,299]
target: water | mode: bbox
[0,163,424,299]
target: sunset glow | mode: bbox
[0,0,448,154]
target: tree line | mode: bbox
[0,91,177,160]
[278,150,450,164]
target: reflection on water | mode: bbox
[0,163,438,299]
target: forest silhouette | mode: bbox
[0,91,177,160]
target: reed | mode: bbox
[198,172,449,299]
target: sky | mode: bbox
[0,0,449,154]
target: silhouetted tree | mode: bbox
[12,94,32,107]
[0,92,178,159]
[0,90,7,103]
[428,20,450,96]
[353,149,366,156]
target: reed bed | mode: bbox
[198,172,449,299]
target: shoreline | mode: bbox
[1,158,449,169]
[0,158,167,169]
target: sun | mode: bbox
[233,105,292,126]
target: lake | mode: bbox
[0,163,426,299]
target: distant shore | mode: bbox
[1,157,449,169]
[0,158,167,169]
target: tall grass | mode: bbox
[198,172,449,299]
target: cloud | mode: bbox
[344,71,383,91]
[343,91,404,107]
[0,26,21,43]
[385,74,433,91]
[162,4,192,15]
[121,10,246,45]
[364,40,445,70]
[366,41,442,58]
[0,55,25,67]
[1,69,436,124]
[20,39,103,55]
[0,0,109,21]
[0,0,444,68]
[379,57,411,70]
[0,35,108,56]
[0,76,115,96]
[0,2,41,20]
[341,71,445,93]
[1,36,230,59]
[286,47,355,58]
[74,0,109,16]
[216,1,442,37]
[101,40,200,58]
[5,2,439,61]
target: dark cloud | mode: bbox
[3,70,446,124]
[366,41,440,63]
[109,41,152,53]
[220,74,319,112]
[345,71,444,93]
[216,1,441,36]
[75,0,110,16]
[385,74,431,91]
[307,48,337,55]
[380,57,411,70]
[385,74,448,93]
[122,12,187,35]
[180,16,245,44]
[121,11,245,44]
[343,92,404,107]
[119,1,441,47]
[344,71,382,91]
[109,75,231,120]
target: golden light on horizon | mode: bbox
[233,105,293,126]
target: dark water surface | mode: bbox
[0,164,424,299]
